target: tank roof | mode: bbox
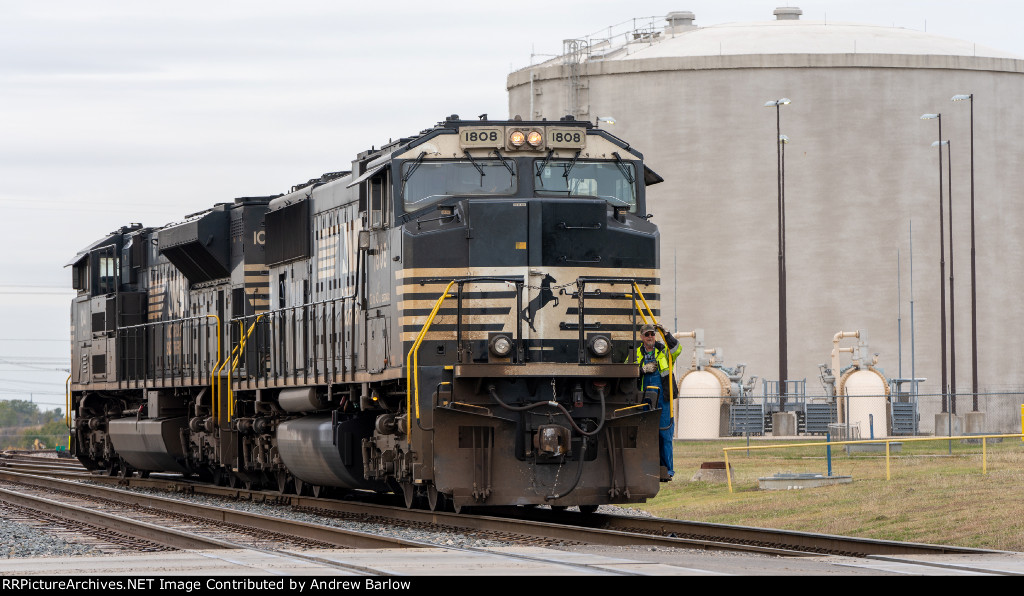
[622,20,1020,60]
[521,12,1020,72]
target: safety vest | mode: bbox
[634,343,678,376]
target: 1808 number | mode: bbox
[463,130,499,142]
[547,128,585,147]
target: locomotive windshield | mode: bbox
[534,160,637,212]
[402,160,517,211]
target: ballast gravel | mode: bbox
[0,521,96,559]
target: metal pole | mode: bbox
[936,115,949,415]
[910,221,917,401]
[898,248,902,379]
[947,140,957,416]
[826,431,832,477]
[777,107,788,407]
[969,95,978,411]
[953,93,979,412]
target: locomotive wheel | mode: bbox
[426,485,441,512]
[139,470,151,479]
[276,473,293,494]
[578,505,599,514]
[227,474,241,489]
[105,460,119,477]
[550,505,568,512]
[400,482,415,509]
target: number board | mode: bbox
[459,127,503,149]
[546,128,586,149]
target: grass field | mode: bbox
[632,436,1024,552]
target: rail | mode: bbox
[115,313,223,388]
[64,374,71,430]
[231,294,358,390]
[206,314,221,423]
[721,433,1024,493]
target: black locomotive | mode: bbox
[68,115,668,512]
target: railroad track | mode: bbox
[0,459,1001,560]
[0,467,666,576]
[0,472,426,552]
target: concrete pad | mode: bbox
[690,461,735,483]
[964,411,986,434]
[0,549,352,576]
[876,553,1024,576]
[935,413,963,436]
[772,412,797,436]
[302,546,706,575]
[824,556,995,576]
[758,473,852,490]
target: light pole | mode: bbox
[934,138,956,415]
[765,98,790,405]
[921,113,948,415]
[952,93,978,411]
[595,116,616,128]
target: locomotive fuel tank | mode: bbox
[276,415,385,491]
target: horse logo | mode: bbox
[521,274,559,332]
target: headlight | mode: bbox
[526,131,543,147]
[588,335,612,357]
[490,334,513,357]
[509,131,526,147]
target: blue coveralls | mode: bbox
[639,347,675,478]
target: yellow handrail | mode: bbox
[631,282,674,420]
[226,315,264,422]
[210,342,244,426]
[211,331,246,425]
[405,280,457,439]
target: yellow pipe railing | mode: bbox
[406,280,457,439]
[630,282,674,420]
[721,433,1024,493]
[211,333,245,424]
[226,315,263,422]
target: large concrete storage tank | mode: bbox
[507,9,1024,432]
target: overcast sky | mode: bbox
[0,0,1017,409]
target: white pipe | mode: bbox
[672,330,698,370]
[831,330,860,424]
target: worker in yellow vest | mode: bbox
[634,323,681,481]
